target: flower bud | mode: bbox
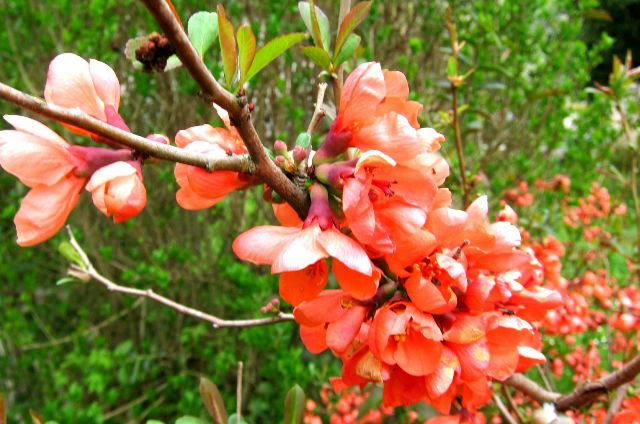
[86,161,146,223]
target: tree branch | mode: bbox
[65,226,294,329]
[307,82,327,135]
[0,82,253,173]
[504,374,560,405]
[505,354,640,411]
[140,0,310,218]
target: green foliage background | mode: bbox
[0,0,636,422]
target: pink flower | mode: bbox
[44,53,125,135]
[0,115,87,245]
[174,105,255,209]
[86,161,147,223]
[314,62,445,163]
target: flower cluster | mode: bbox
[0,53,167,245]
[226,62,562,416]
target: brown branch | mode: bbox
[65,226,294,329]
[555,355,640,410]
[505,354,640,411]
[504,374,560,404]
[0,82,252,173]
[140,0,310,218]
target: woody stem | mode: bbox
[140,0,311,218]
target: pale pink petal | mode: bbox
[175,124,235,150]
[14,176,85,246]
[233,225,303,267]
[318,227,372,276]
[44,53,105,120]
[382,70,409,100]
[212,102,232,130]
[354,150,396,173]
[85,161,136,191]
[3,115,68,148]
[273,224,328,273]
[353,113,424,162]
[0,130,75,187]
[89,59,121,110]
[417,127,445,152]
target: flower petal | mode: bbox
[45,53,105,120]
[89,59,121,110]
[14,176,85,246]
[317,227,372,276]
[279,260,328,306]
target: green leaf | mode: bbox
[58,241,85,268]
[55,277,77,286]
[301,46,331,70]
[226,414,248,424]
[217,5,237,87]
[175,417,207,424]
[244,33,306,83]
[236,24,257,86]
[298,1,330,51]
[295,132,311,149]
[165,55,182,71]
[333,33,360,66]
[188,11,218,58]
[283,384,305,424]
[199,377,228,424]
[334,1,371,57]
[146,421,165,424]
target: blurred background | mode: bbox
[0,0,637,422]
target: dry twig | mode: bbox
[65,226,294,329]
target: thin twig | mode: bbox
[493,394,519,424]
[444,10,471,208]
[140,0,310,218]
[307,82,327,135]
[505,354,640,411]
[0,82,253,173]
[102,383,167,421]
[501,385,525,423]
[236,361,243,423]
[537,364,556,392]
[65,226,294,329]
[604,383,628,424]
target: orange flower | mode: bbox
[85,161,147,223]
[294,290,368,355]
[339,150,440,255]
[0,116,87,245]
[314,62,444,164]
[369,301,443,376]
[174,105,255,209]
